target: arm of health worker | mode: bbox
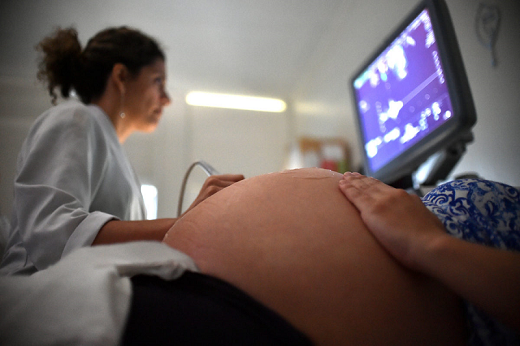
[93,174,245,244]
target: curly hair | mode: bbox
[36,26,165,105]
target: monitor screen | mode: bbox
[350,0,476,187]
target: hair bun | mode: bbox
[36,27,82,104]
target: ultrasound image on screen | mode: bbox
[353,9,453,172]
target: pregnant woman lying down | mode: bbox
[162,168,466,345]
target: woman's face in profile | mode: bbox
[124,59,171,133]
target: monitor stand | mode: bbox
[389,174,426,196]
[388,131,474,195]
[389,174,415,190]
[420,132,474,186]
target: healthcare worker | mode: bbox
[0,26,244,275]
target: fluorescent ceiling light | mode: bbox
[186,91,287,113]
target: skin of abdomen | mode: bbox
[164,168,465,345]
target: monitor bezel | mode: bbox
[350,0,476,185]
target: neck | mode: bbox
[92,91,132,144]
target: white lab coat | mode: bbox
[0,100,146,275]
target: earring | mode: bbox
[120,91,126,119]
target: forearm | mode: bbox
[92,218,177,245]
[420,234,520,332]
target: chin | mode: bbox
[145,124,159,133]
[143,116,161,132]
[139,121,159,133]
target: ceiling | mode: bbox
[0,0,349,103]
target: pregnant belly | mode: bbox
[164,168,465,345]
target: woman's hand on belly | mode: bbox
[338,172,448,272]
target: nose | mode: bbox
[161,89,171,106]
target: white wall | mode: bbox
[292,0,520,186]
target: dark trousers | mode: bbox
[121,271,312,345]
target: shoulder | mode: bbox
[19,100,119,163]
[18,100,118,173]
[35,99,96,129]
[29,100,112,143]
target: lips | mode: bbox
[152,108,162,117]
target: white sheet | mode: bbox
[0,241,198,346]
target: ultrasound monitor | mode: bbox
[350,0,476,188]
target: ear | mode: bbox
[111,63,128,95]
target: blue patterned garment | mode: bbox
[422,179,520,346]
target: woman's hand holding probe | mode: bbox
[183,174,245,216]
